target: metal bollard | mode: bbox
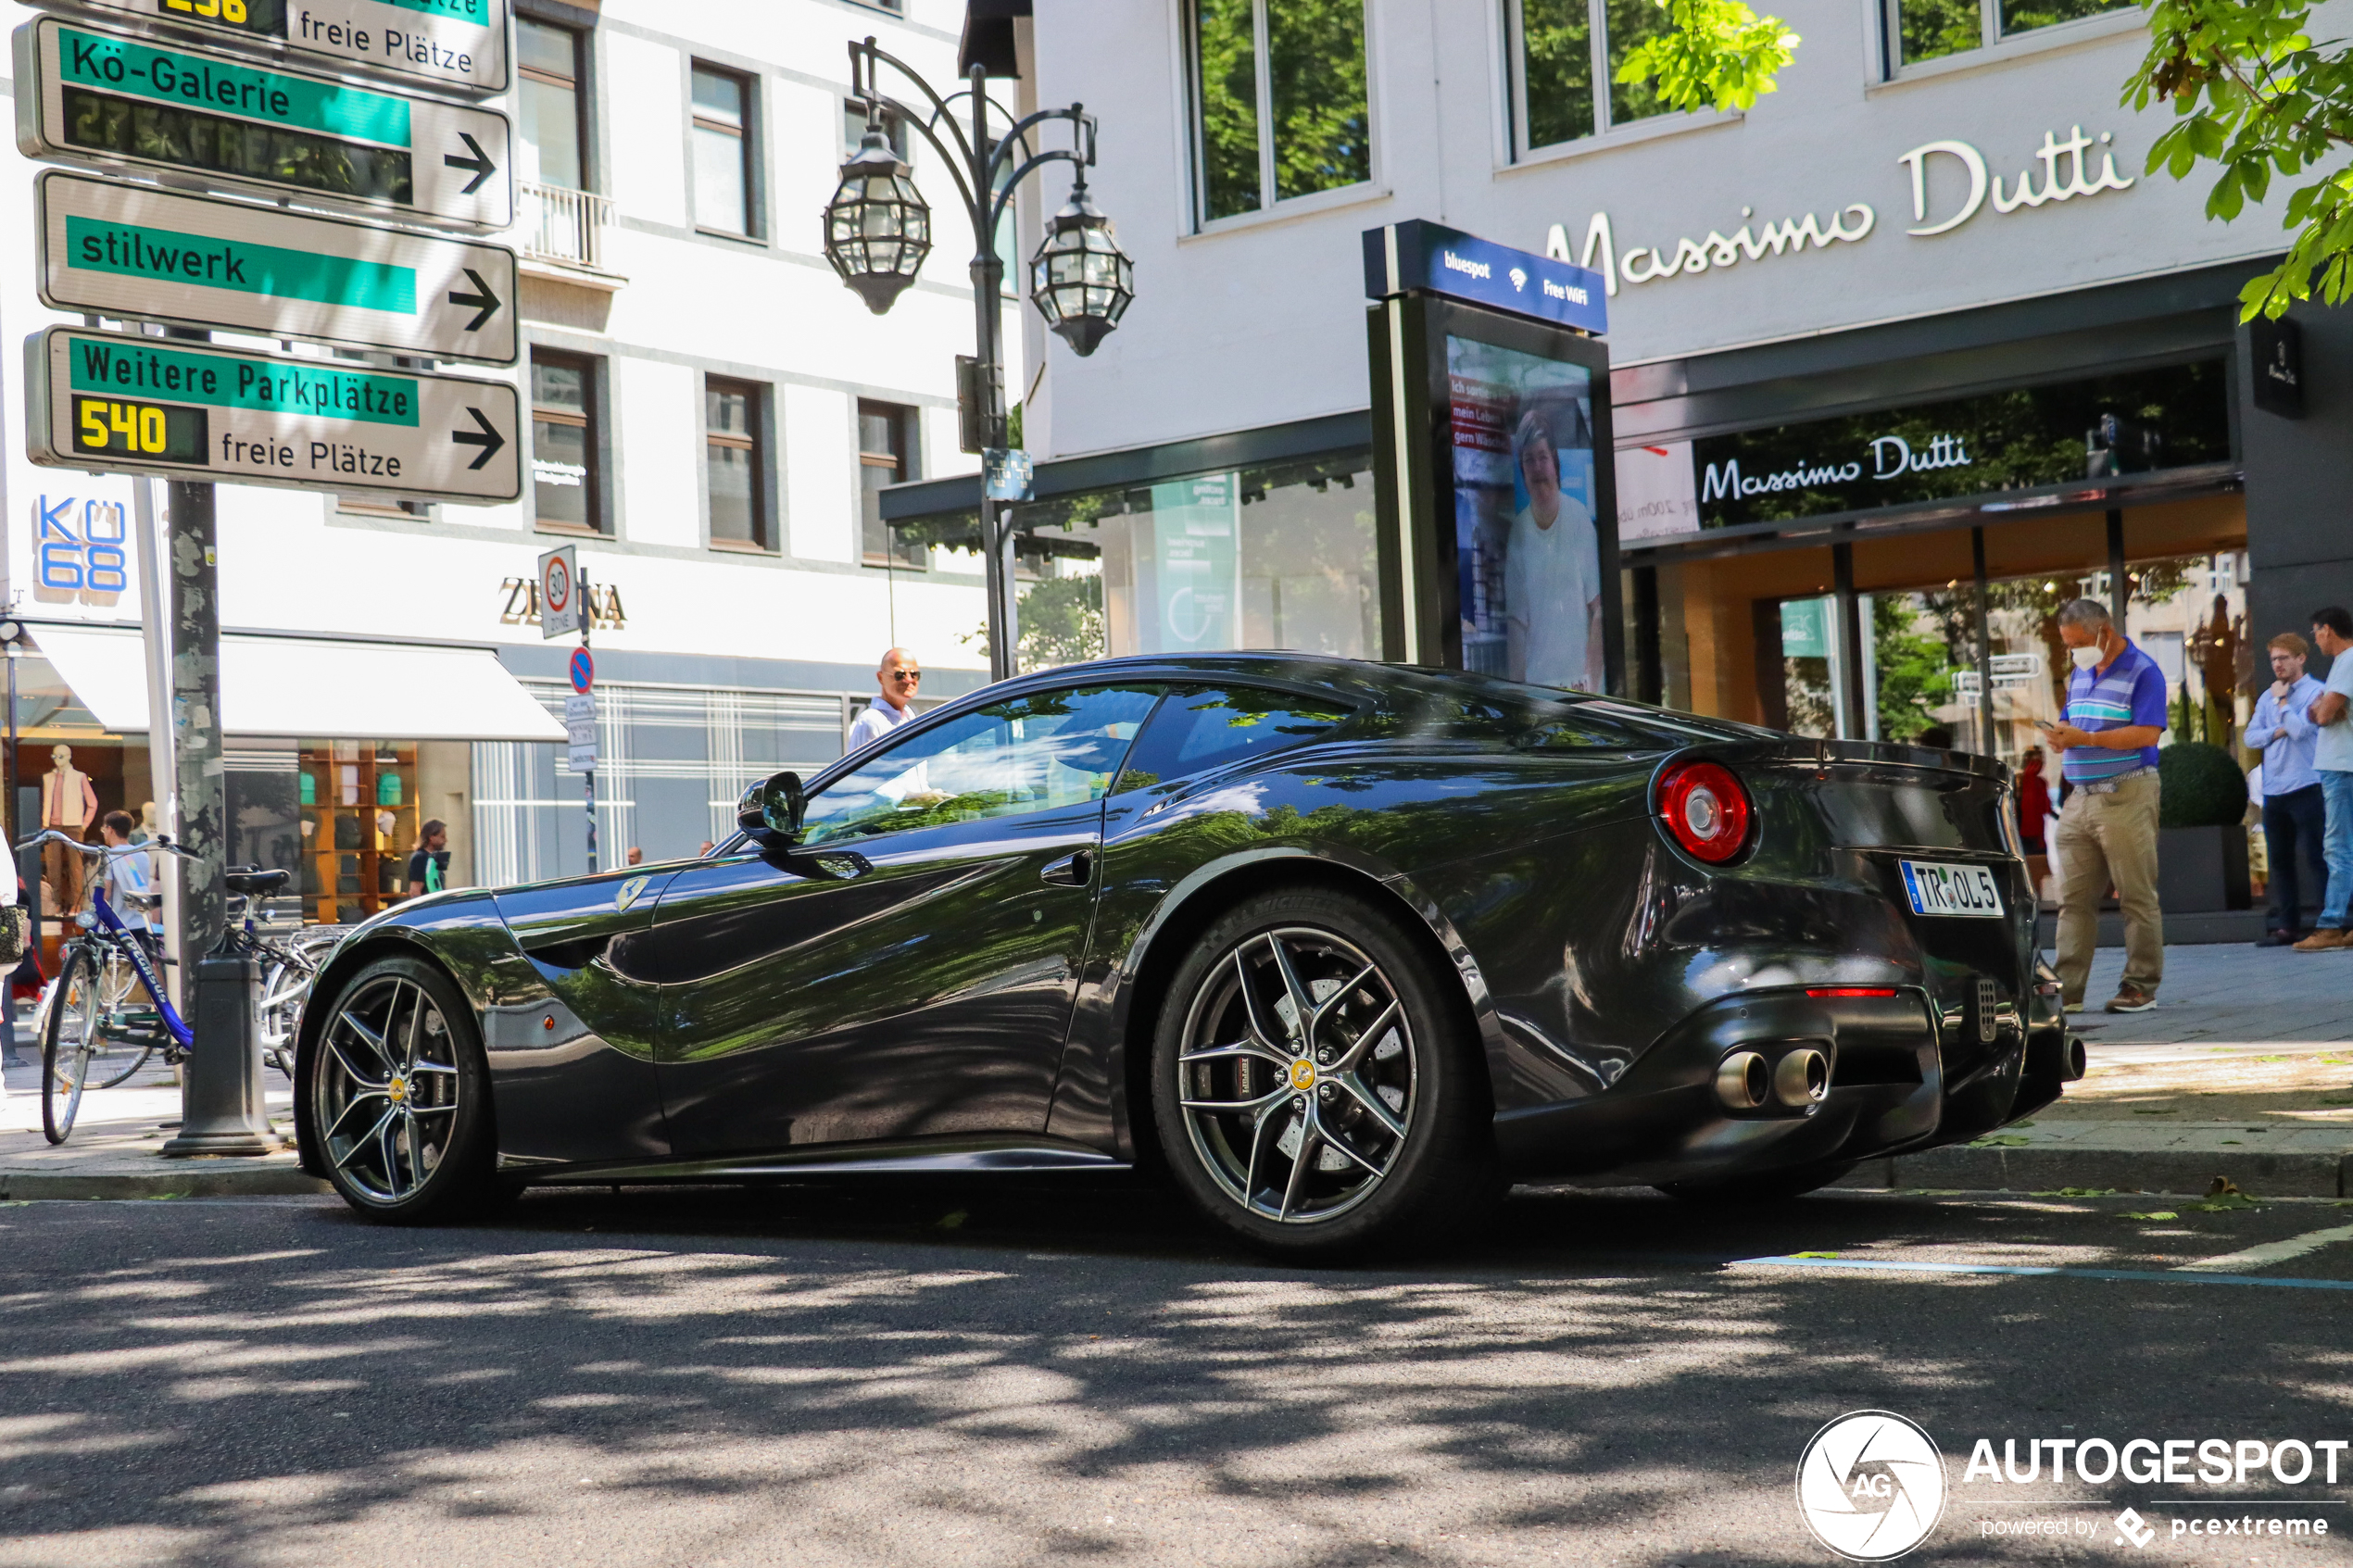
[159,949,276,1157]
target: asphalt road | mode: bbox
[1,1181,2348,1567]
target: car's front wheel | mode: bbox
[1152,888,1497,1257]
[305,953,497,1223]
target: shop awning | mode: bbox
[27,627,567,743]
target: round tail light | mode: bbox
[1656,760,1752,862]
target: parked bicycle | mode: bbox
[19,831,335,1143]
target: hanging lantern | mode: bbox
[823,128,933,315]
[1028,183,1134,357]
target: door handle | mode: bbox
[1040,849,1092,886]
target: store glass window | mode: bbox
[1889,0,2131,68]
[860,401,924,569]
[706,378,766,549]
[1757,553,2247,770]
[692,64,755,236]
[531,350,600,533]
[1511,0,1672,150]
[998,450,1379,674]
[1189,0,1371,222]
[518,19,585,190]
[474,684,875,884]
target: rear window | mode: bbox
[1114,686,1354,791]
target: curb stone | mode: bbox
[1838,1145,2349,1198]
[0,1163,330,1200]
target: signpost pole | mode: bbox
[131,475,179,1010]
[157,459,271,1156]
[580,580,597,876]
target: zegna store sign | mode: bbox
[1545,125,2137,294]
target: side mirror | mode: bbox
[736,771,805,842]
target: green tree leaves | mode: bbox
[1610,0,1801,114]
[2125,0,2353,318]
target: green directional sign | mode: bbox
[37,170,516,364]
[27,325,520,503]
[15,17,512,229]
[23,0,510,97]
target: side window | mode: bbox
[800,686,1160,847]
[1115,685,1353,791]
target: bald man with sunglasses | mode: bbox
[847,647,923,753]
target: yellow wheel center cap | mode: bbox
[1288,1059,1317,1092]
[387,1075,408,1104]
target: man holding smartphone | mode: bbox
[2040,597,2168,1013]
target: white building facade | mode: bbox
[890,0,2353,782]
[2,0,1008,918]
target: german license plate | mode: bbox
[1899,859,2004,918]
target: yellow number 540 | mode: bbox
[164,0,252,22]
[79,399,168,455]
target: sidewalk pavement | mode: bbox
[0,1051,323,1198]
[1843,943,2353,1197]
[1,944,2347,1202]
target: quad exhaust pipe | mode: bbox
[1715,1046,1831,1111]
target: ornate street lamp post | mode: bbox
[823,37,1133,684]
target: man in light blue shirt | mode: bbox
[2299,607,2353,948]
[2246,633,2326,945]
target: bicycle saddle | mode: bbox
[224,867,291,897]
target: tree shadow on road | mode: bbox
[0,1182,2333,1567]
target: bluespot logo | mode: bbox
[1796,1411,1947,1561]
[1440,248,1491,281]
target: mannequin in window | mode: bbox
[41,746,97,915]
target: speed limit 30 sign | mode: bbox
[538,545,579,639]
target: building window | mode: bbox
[706,378,767,550]
[859,400,922,569]
[1887,0,2131,69]
[531,351,600,533]
[518,19,585,191]
[1508,0,1672,152]
[1188,0,1370,224]
[692,63,755,236]
[844,100,910,160]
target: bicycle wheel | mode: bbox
[258,948,316,1079]
[42,946,102,1144]
[87,948,155,1089]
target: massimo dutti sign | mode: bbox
[1546,125,2137,297]
[1689,360,2232,529]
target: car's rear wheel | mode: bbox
[1655,1159,1857,1205]
[1152,888,1496,1257]
[306,954,497,1223]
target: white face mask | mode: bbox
[2070,646,2103,671]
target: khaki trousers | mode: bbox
[2052,768,2164,1002]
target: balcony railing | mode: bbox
[519,182,615,273]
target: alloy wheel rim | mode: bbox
[1176,924,1415,1224]
[315,976,460,1204]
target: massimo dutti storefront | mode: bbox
[934,0,2353,771]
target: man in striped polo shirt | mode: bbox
[2041,597,2168,1013]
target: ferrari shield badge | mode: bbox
[615,874,650,911]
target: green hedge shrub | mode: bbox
[2157,741,2247,828]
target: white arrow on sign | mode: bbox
[28,324,521,505]
[26,0,512,97]
[37,170,517,364]
[16,17,514,230]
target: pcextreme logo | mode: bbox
[1796,1411,1948,1561]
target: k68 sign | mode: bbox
[32,493,130,607]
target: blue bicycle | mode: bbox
[20,831,294,1144]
